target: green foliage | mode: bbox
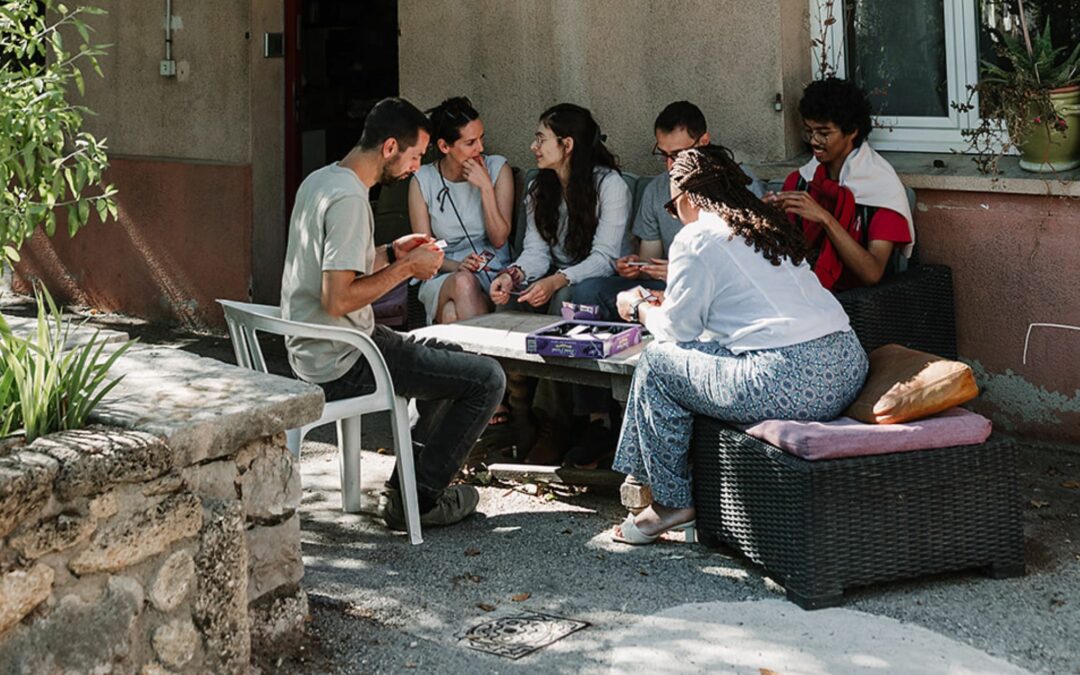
[0,0,117,271]
[982,18,1080,90]
[956,12,1080,174]
[0,285,134,443]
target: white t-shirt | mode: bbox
[280,163,376,383]
[645,211,851,352]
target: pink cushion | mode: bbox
[738,407,993,461]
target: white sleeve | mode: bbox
[644,234,716,342]
[560,173,631,284]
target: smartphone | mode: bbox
[477,250,496,269]
[433,239,448,250]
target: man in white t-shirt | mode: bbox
[281,97,505,532]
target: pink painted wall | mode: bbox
[14,157,252,328]
[915,189,1080,445]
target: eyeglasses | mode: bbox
[652,135,703,163]
[800,127,836,145]
[532,133,559,147]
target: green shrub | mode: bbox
[1,0,117,268]
[0,286,133,443]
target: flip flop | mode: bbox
[611,514,697,545]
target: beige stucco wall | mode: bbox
[399,0,812,174]
[68,0,286,306]
[78,0,252,163]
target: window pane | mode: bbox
[978,0,1080,74]
[845,0,950,117]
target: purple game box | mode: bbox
[525,320,644,359]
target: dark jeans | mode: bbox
[569,275,667,321]
[569,276,667,415]
[320,325,505,512]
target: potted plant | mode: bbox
[957,4,1080,174]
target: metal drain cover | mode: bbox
[462,611,589,659]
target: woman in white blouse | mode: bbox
[611,145,868,545]
[490,103,631,463]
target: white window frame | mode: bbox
[809,0,984,153]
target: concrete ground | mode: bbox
[2,292,1078,674]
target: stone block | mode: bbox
[150,550,196,612]
[620,476,653,511]
[89,491,120,520]
[89,346,324,466]
[152,618,198,669]
[0,563,54,634]
[194,499,250,674]
[249,587,309,650]
[30,428,173,500]
[245,515,303,604]
[69,493,202,576]
[238,443,300,522]
[181,459,238,501]
[9,513,97,560]
[0,451,60,538]
[0,575,143,673]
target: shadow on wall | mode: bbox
[12,157,254,329]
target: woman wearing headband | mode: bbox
[409,96,514,326]
[611,145,868,545]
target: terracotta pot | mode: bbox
[1018,85,1080,173]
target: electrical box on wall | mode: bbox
[264,33,284,58]
[160,60,176,77]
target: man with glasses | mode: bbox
[564,102,763,469]
[762,78,913,290]
[570,101,765,320]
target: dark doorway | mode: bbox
[284,0,399,215]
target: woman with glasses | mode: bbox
[490,103,632,464]
[408,96,515,326]
[610,145,867,544]
[762,77,914,291]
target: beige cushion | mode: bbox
[845,344,979,424]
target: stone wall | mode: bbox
[0,341,323,673]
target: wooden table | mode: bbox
[409,311,646,402]
[411,311,649,502]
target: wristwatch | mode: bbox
[385,243,397,264]
[630,295,651,323]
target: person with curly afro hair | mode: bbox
[609,145,868,545]
[763,77,915,291]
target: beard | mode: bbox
[379,156,413,185]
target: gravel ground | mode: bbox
[3,292,1078,674]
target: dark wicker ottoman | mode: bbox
[691,416,1025,609]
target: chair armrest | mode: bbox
[836,264,957,359]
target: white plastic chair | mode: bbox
[217,300,422,545]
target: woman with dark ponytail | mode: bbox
[489,103,632,463]
[610,145,868,545]
[409,96,514,325]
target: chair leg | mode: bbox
[392,396,423,545]
[286,428,303,458]
[338,416,364,514]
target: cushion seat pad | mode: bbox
[737,406,991,461]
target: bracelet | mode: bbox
[385,243,397,264]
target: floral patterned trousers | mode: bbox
[614,330,868,509]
